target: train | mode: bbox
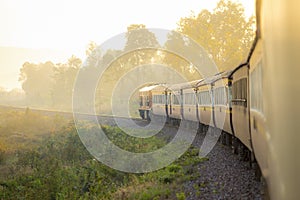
[138,0,300,199]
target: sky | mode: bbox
[0,0,255,90]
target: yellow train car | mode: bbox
[151,84,168,117]
[213,71,233,135]
[249,0,300,198]
[230,64,252,151]
[196,80,214,127]
[138,84,158,120]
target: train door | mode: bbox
[231,65,252,151]
[180,89,184,119]
[168,92,172,115]
[165,91,169,118]
[211,84,216,127]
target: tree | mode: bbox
[19,61,55,106]
[85,41,102,68]
[177,0,255,71]
[163,31,202,82]
[51,56,81,109]
[85,41,97,57]
[124,24,160,67]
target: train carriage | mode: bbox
[181,80,200,122]
[249,39,269,180]
[212,71,233,135]
[138,85,156,120]
[250,0,300,198]
[167,84,183,121]
[151,84,168,117]
[230,64,252,151]
[137,1,300,198]
[196,80,214,127]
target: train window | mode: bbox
[233,78,247,99]
[199,91,211,105]
[197,93,201,105]
[237,80,242,99]
[225,86,229,104]
[250,59,263,113]
[139,96,143,106]
[184,93,189,105]
[232,82,237,99]
[162,95,165,104]
[184,93,196,105]
[228,86,232,107]
[214,87,227,105]
[146,96,149,106]
[242,78,247,100]
[214,89,217,104]
[153,94,166,104]
[172,94,181,105]
[232,78,247,106]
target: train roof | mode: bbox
[167,79,203,91]
[228,63,248,78]
[139,84,164,92]
[138,69,234,92]
[195,70,233,87]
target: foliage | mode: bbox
[0,124,129,200]
[0,108,209,200]
[112,145,207,199]
[102,125,165,153]
[18,56,81,110]
[51,56,81,109]
[0,107,69,152]
[19,61,55,106]
[125,24,160,51]
[174,0,255,71]
[176,192,186,200]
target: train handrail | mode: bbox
[231,98,247,102]
[231,99,247,107]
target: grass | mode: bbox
[0,107,210,199]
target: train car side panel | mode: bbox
[249,39,269,179]
[197,84,213,126]
[169,90,182,120]
[182,88,198,122]
[259,0,300,198]
[151,86,168,117]
[213,78,233,134]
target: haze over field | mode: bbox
[0,47,71,90]
[0,0,254,91]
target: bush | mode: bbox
[0,149,5,164]
[176,192,186,200]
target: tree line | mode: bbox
[2,0,255,112]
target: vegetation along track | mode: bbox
[94,116,264,199]
[0,105,263,199]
